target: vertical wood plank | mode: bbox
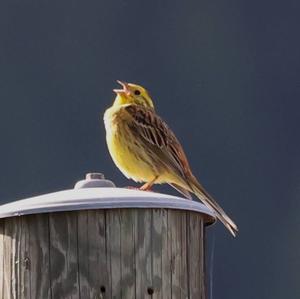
[3,218,13,299]
[187,213,202,299]
[0,221,4,299]
[17,216,30,299]
[199,221,205,299]
[77,210,108,299]
[93,210,108,298]
[135,209,152,299]
[49,212,80,299]
[77,211,89,299]
[11,218,19,299]
[120,209,135,298]
[180,212,188,299]
[169,211,182,299]
[28,214,51,299]
[106,209,121,299]
[152,209,163,299]
[13,217,25,299]
[161,209,171,299]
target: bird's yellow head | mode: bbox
[113,81,154,109]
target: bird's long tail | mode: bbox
[188,175,238,237]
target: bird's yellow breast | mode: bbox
[104,105,158,183]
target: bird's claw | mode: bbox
[124,186,155,192]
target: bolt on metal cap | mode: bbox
[86,173,105,180]
[74,172,115,189]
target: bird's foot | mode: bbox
[125,186,155,192]
[140,188,155,193]
[139,185,156,192]
[125,186,140,190]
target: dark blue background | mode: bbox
[0,1,299,298]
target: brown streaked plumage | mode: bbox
[104,81,238,236]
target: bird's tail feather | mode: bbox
[188,175,238,237]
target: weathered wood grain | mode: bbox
[0,208,207,299]
[28,214,51,299]
[180,212,188,299]
[92,210,109,299]
[63,209,109,299]
[120,209,136,299]
[76,211,89,298]
[17,216,30,299]
[170,210,182,299]
[11,218,19,298]
[161,209,172,299]
[49,212,80,299]
[0,220,4,299]
[152,209,163,299]
[3,217,13,299]
[187,212,203,299]
[200,226,205,299]
[135,209,153,298]
[106,209,122,299]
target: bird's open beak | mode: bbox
[113,80,131,96]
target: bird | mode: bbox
[104,81,238,236]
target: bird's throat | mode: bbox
[113,94,131,107]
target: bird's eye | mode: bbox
[134,90,141,95]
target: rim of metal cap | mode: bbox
[0,187,216,225]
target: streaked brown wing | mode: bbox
[124,105,192,179]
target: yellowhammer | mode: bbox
[104,81,238,236]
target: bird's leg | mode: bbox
[140,176,158,191]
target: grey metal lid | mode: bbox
[0,173,216,224]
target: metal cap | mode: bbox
[0,173,216,225]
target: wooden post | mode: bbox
[0,174,215,299]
